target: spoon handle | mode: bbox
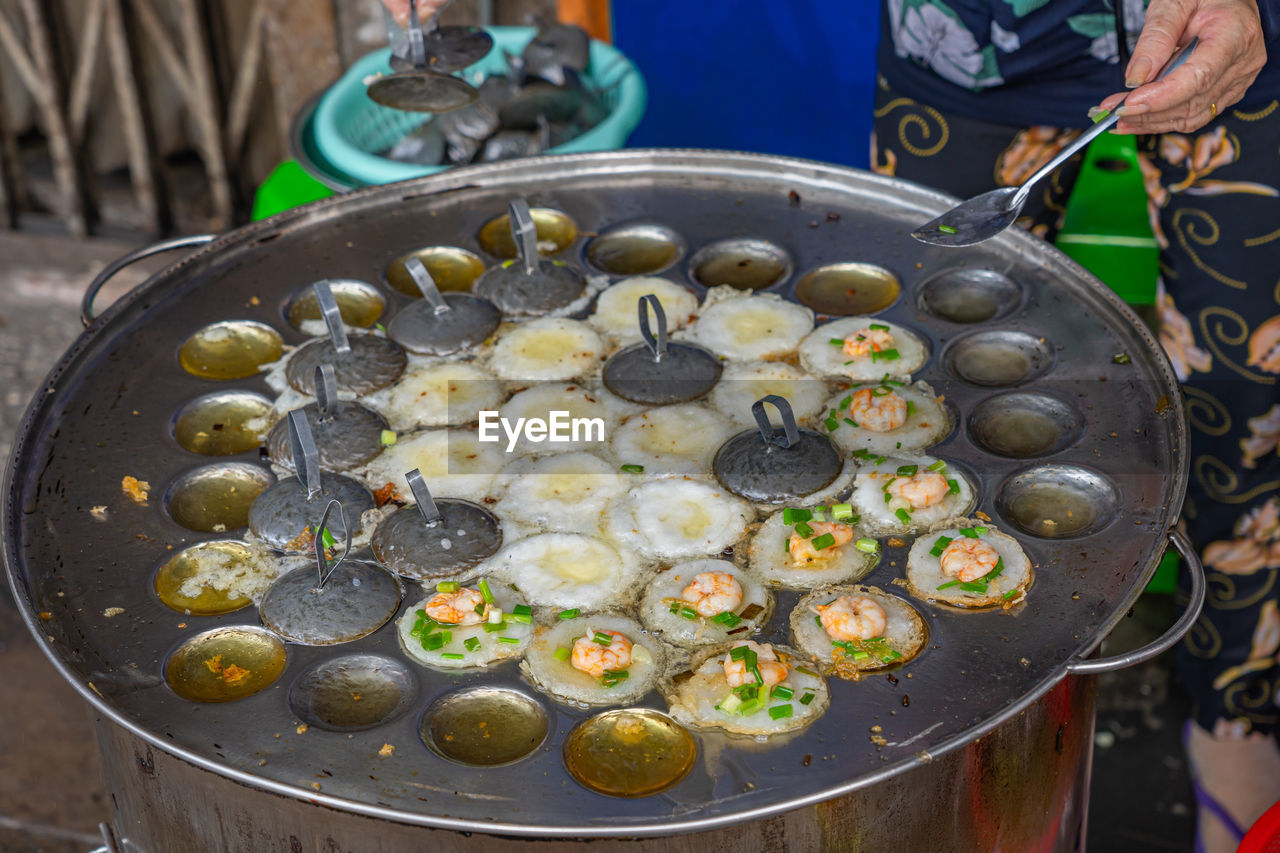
[1010,37,1198,211]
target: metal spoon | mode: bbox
[912,38,1197,247]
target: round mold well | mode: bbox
[967,392,1084,459]
[164,462,276,533]
[585,222,686,276]
[177,320,284,381]
[945,330,1054,387]
[917,268,1022,324]
[289,654,416,731]
[419,686,550,767]
[997,464,1120,539]
[477,207,578,258]
[385,246,487,295]
[563,708,697,798]
[285,279,386,330]
[164,625,287,703]
[793,262,901,316]
[172,390,273,456]
[688,237,792,291]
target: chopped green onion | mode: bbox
[981,558,1006,582]
[620,463,645,474]
[463,637,481,652]
[482,620,507,633]
[592,631,614,646]
[474,603,486,615]
[498,636,521,644]
[477,578,494,603]
[601,669,629,687]
[938,224,958,234]
[872,384,892,396]
[736,698,763,716]
[839,395,853,410]
[668,601,681,615]
[947,478,960,494]
[1002,589,1019,601]
[423,631,449,651]
[794,520,814,538]
[851,449,871,459]
[733,683,760,700]
[929,535,954,557]
[882,650,903,662]
[487,607,504,624]
[831,503,854,521]
[905,400,916,417]
[375,322,387,333]
[440,652,465,660]
[1113,352,1132,365]
[553,646,571,662]
[794,666,819,678]
[1091,107,1111,124]
[679,605,698,620]
[730,645,750,661]
[558,609,579,620]
[811,532,836,550]
[814,614,822,627]
[717,694,743,714]
[501,259,516,268]
[782,507,812,525]
[851,650,871,661]
[855,537,879,554]
[843,417,858,428]
[869,323,890,332]
[926,459,947,472]
[380,429,397,446]
[895,507,912,523]
[882,376,904,387]
[509,604,532,624]
[320,526,335,549]
[975,525,989,535]
[825,416,840,432]
[712,611,742,627]
[958,527,979,538]
[959,581,989,593]
[799,692,816,705]
[896,464,918,477]
[772,685,795,700]
[436,581,460,593]
[769,704,794,720]
[872,348,901,362]
[936,580,961,591]
[829,337,846,346]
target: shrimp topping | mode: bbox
[681,571,744,617]
[939,537,1000,583]
[891,471,950,509]
[843,327,895,358]
[423,588,486,626]
[722,640,789,688]
[789,521,854,565]
[814,595,887,642]
[848,388,908,432]
[571,628,633,677]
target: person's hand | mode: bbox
[382,0,453,27]
[1094,0,1267,134]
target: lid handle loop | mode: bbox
[637,294,668,362]
[508,199,540,276]
[287,409,322,499]
[312,499,351,588]
[751,395,800,449]
[406,468,443,527]
[313,281,351,357]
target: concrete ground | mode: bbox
[0,232,1195,852]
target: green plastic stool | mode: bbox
[1055,134,1178,594]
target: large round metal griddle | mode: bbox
[2,151,1188,838]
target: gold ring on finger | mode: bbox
[1210,102,1218,119]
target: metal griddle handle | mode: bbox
[1065,528,1205,675]
[637,294,668,362]
[751,395,800,449]
[80,233,217,327]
